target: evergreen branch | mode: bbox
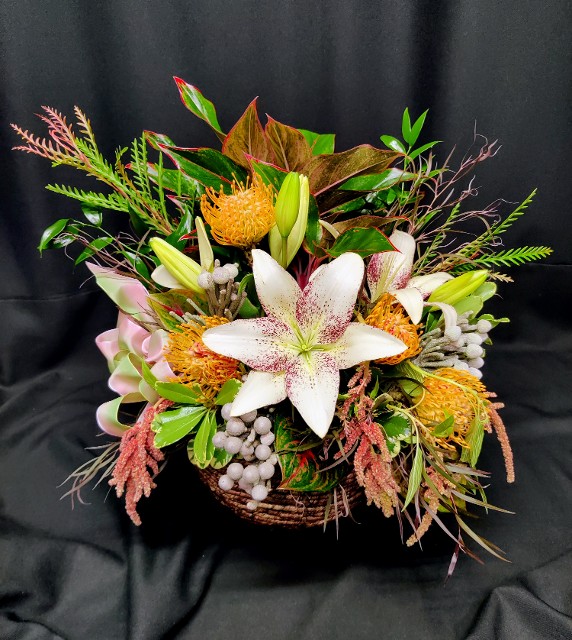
[491,189,536,236]
[45,184,129,212]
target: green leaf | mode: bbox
[409,109,429,146]
[265,116,312,171]
[432,414,455,437]
[403,445,424,509]
[339,168,414,191]
[381,414,412,439]
[401,108,412,145]
[453,294,484,318]
[474,282,497,301]
[140,360,158,389]
[298,129,336,155]
[236,273,261,318]
[304,195,321,254]
[38,218,69,253]
[380,135,406,154]
[155,382,202,404]
[305,145,399,195]
[157,145,246,193]
[249,158,287,191]
[174,77,224,137]
[75,237,114,265]
[274,417,346,492]
[222,98,273,167]
[328,227,393,258]
[153,405,207,448]
[215,379,242,405]
[147,164,200,198]
[461,418,485,467]
[193,411,217,468]
[408,140,441,160]
[81,206,102,226]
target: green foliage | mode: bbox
[453,245,552,270]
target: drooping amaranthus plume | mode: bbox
[339,365,400,516]
[109,399,172,525]
[406,467,451,547]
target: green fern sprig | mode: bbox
[46,184,129,212]
[454,245,552,270]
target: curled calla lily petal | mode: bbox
[144,329,170,363]
[96,397,132,437]
[95,328,120,366]
[204,249,406,437]
[87,263,154,323]
[108,353,146,399]
[117,312,148,357]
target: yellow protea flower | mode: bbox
[200,175,275,248]
[166,316,242,403]
[415,367,488,449]
[365,293,421,365]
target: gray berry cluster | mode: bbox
[212,405,279,511]
[414,314,494,379]
[196,260,246,320]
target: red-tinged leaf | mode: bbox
[274,417,346,492]
[144,130,176,150]
[173,77,224,140]
[305,145,400,196]
[247,156,288,190]
[222,98,274,167]
[265,116,312,171]
[328,227,394,258]
[333,215,408,234]
[158,145,238,194]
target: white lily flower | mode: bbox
[367,230,454,325]
[202,249,406,438]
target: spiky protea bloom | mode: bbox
[200,176,275,248]
[365,293,421,365]
[166,316,242,402]
[415,367,488,449]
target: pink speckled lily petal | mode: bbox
[230,371,288,417]
[202,317,296,372]
[252,249,302,322]
[296,252,364,343]
[367,230,415,302]
[285,352,339,438]
[332,322,406,369]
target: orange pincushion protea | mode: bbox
[166,316,242,403]
[415,367,489,449]
[200,175,275,248]
[365,293,421,365]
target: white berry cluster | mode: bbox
[197,262,239,289]
[212,405,279,511]
[415,314,494,379]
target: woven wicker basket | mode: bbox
[198,466,363,528]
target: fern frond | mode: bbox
[46,184,129,212]
[473,245,552,268]
[491,189,537,236]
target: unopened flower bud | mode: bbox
[149,237,203,293]
[477,319,493,333]
[428,270,488,306]
[275,172,301,238]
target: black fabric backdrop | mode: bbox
[1,1,571,639]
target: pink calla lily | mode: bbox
[202,249,406,438]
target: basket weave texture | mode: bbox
[198,466,363,528]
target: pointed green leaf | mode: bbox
[410,110,429,146]
[409,140,441,160]
[328,227,393,258]
[174,77,224,137]
[153,405,207,448]
[75,237,114,265]
[38,218,69,253]
[193,411,217,467]
[403,445,424,509]
[81,206,102,226]
[155,382,202,404]
[215,379,242,405]
[432,414,455,437]
[298,129,336,155]
[401,108,412,145]
[380,135,406,154]
[339,168,414,191]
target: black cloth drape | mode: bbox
[1,2,571,638]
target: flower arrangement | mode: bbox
[12,77,552,566]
